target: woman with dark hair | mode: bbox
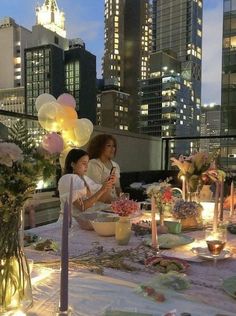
[58,148,115,219]
[86,134,121,198]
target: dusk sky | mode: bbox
[1,0,223,104]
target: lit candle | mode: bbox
[181,176,186,201]
[59,178,73,313]
[213,181,220,232]
[219,180,224,221]
[230,181,234,217]
[151,196,158,249]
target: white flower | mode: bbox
[0,143,23,167]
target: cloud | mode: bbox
[202,1,223,104]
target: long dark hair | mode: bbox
[87,134,117,159]
[64,149,88,174]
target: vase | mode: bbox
[0,208,33,314]
[158,211,168,234]
[115,216,131,245]
[199,185,213,202]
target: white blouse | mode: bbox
[58,174,101,217]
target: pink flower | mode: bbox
[111,199,138,217]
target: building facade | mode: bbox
[143,0,202,143]
[102,0,151,132]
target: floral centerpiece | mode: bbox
[146,179,174,233]
[146,178,173,213]
[172,199,203,229]
[111,198,138,217]
[170,151,225,198]
[0,121,57,313]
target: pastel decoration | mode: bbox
[42,132,64,154]
[56,106,77,130]
[74,118,93,142]
[38,101,62,132]
[35,93,56,112]
[62,129,78,147]
[57,93,76,109]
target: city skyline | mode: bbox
[1,0,223,104]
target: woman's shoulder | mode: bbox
[58,174,83,187]
[111,160,120,170]
[88,159,104,168]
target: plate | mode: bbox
[222,276,236,298]
[191,247,232,260]
[145,233,194,249]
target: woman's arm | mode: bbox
[73,176,114,211]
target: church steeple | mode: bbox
[36,0,66,38]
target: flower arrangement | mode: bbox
[146,178,173,210]
[172,199,201,219]
[0,121,57,312]
[170,151,225,193]
[111,198,138,217]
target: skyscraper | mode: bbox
[102,0,151,132]
[140,0,202,143]
[222,0,236,134]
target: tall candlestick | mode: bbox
[151,196,158,249]
[182,176,186,201]
[59,178,73,313]
[219,180,224,221]
[213,182,220,232]
[230,181,234,217]
[59,200,69,313]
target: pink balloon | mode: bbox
[57,93,76,108]
[41,132,64,154]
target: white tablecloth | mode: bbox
[25,221,236,315]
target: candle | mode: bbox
[219,180,224,221]
[59,178,73,313]
[181,176,186,201]
[213,182,220,232]
[230,181,234,217]
[151,196,158,249]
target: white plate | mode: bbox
[191,247,232,260]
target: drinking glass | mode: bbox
[205,227,227,266]
[119,192,130,200]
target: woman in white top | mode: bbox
[86,134,121,198]
[58,149,115,219]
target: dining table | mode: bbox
[24,214,236,316]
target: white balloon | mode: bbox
[36,93,56,112]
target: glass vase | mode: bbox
[0,208,33,314]
[115,216,131,245]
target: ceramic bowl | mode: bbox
[75,212,101,231]
[90,216,119,237]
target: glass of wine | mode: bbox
[205,227,227,266]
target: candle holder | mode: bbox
[56,306,73,316]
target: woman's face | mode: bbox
[102,139,116,159]
[72,155,89,176]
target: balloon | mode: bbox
[62,128,78,146]
[35,93,56,112]
[42,132,64,154]
[56,106,78,130]
[74,118,93,142]
[38,101,63,132]
[57,93,76,108]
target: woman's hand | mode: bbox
[101,176,115,192]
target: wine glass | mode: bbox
[205,227,227,266]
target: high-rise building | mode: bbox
[36,0,66,38]
[200,103,221,152]
[145,0,202,141]
[221,0,236,135]
[0,17,32,88]
[102,0,151,132]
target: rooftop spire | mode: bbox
[36,0,66,38]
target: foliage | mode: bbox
[170,151,225,193]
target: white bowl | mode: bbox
[91,217,119,237]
